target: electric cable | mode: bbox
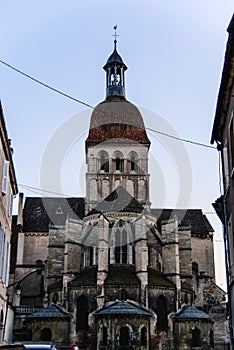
[0,58,216,150]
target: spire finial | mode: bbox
[113,25,118,50]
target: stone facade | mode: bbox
[9,41,229,349]
[0,102,18,343]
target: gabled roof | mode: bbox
[86,186,144,217]
[23,197,85,232]
[27,303,72,319]
[151,208,214,237]
[95,300,151,317]
[171,305,210,320]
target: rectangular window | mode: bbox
[2,160,9,194]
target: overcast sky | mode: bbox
[0,1,233,288]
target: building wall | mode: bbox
[23,233,48,265]
[173,320,213,349]
[0,104,18,343]
[191,236,215,278]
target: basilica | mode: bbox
[10,39,228,349]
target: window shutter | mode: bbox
[2,160,9,194]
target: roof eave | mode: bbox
[211,14,234,144]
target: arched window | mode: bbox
[120,326,129,346]
[0,310,4,325]
[119,289,126,301]
[140,327,147,346]
[90,246,94,266]
[157,261,162,272]
[156,295,168,333]
[110,67,115,85]
[52,292,59,304]
[115,229,128,264]
[210,329,214,348]
[77,295,88,331]
[116,67,121,85]
[192,262,199,278]
[132,246,135,265]
[116,157,121,171]
[102,326,108,346]
[40,328,52,341]
[192,327,201,347]
[113,152,124,172]
[100,154,109,172]
[130,156,136,171]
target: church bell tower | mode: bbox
[85,35,151,213]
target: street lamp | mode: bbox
[16,284,22,298]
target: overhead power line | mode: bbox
[18,183,72,197]
[0,58,216,150]
[0,59,93,109]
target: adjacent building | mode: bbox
[0,102,18,342]
[211,13,234,345]
[10,39,228,349]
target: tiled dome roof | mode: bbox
[86,95,150,145]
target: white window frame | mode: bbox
[2,160,9,195]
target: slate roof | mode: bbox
[104,47,126,67]
[95,300,152,317]
[23,197,85,232]
[47,279,63,291]
[86,95,150,145]
[68,266,97,287]
[105,264,140,286]
[151,208,214,238]
[86,186,144,217]
[27,303,72,319]
[171,305,210,320]
[148,267,175,288]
